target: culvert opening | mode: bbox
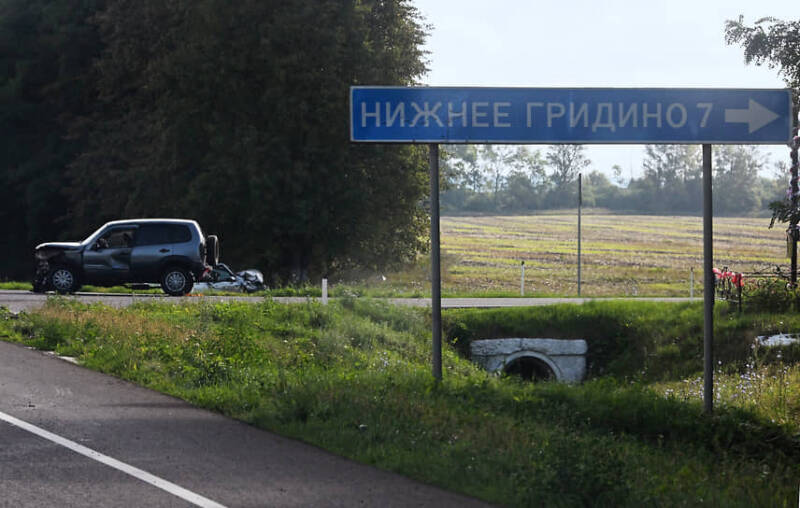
[504,356,556,382]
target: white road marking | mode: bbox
[0,409,227,508]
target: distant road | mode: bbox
[0,340,488,507]
[0,289,693,314]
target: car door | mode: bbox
[130,224,172,282]
[82,226,137,284]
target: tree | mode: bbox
[640,145,702,212]
[725,16,800,235]
[67,0,431,282]
[0,0,106,279]
[713,146,766,215]
[442,144,480,191]
[545,145,591,188]
[543,145,590,208]
[725,16,800,98]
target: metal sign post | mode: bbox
[578,173,582,297]
[702,144,714,413]
[430,144,442,381]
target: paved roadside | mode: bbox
[0,340,489,507]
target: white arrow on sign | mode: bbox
[724,99,780,133]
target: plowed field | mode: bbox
[439,214,787,296]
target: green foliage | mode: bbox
[0,0,106,279]
[0,0,431,282]
[725,16,800,229]
[71,0,431,283]
[725,16,800,93]
[3,299,800,505]
[442,142,782,215]
[744,278,800,312]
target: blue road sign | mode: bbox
[350,87,793,144]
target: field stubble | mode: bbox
[437,214,786,297]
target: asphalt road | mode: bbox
[0,340,489,507]
[0,289,692,313]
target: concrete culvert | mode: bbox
[504,355,556,382]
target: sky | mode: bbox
[413,0,797,182]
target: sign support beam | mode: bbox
[430,143,442,381]
[703,144,714,414]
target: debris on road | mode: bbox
[192,263,265,294]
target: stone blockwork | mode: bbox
[470,338,588,383]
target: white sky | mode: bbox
[413,0,797,182]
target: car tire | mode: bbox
[160,266,193,296]
[205,235,220,266]
[49,265,80,294]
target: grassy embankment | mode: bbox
[2,297,800,506]
[4,214,786,298]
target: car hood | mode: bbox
[35,242,83,251]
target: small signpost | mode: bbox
[350,86,794,413]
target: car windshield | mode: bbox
[81,224,112,245]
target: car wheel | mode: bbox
[160,266,193,296]
[49,266,79,294]
[205,235,220,266]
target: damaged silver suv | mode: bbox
[33,219,219,296]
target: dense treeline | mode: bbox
[441,144,786,216]
[0,0,429,281]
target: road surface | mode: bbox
[0,340,488,507]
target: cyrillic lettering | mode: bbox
[666,103,687,128]
[361,102,380,127]
[569,103,589,128]
[547,103,565,127]
[591,103,615,132]
[447,102,467,127]
[642,102,662,128]
[697,103,713,128]
[526,102,544,127]
[385,102,405,127]
[472,102,489,127]
[409,102,443,127]
[494,102,511,127]
[618,103,638,128]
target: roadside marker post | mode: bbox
[350,87,794,405]
[520,261,525,296]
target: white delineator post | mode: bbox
[321,278,328,305]
[520,261,525,296]
[690,267,694,300]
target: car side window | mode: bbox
[168,225,192,243]
[100,228,137,248]
[135,225,170,246]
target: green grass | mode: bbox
[2,298,800,506]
